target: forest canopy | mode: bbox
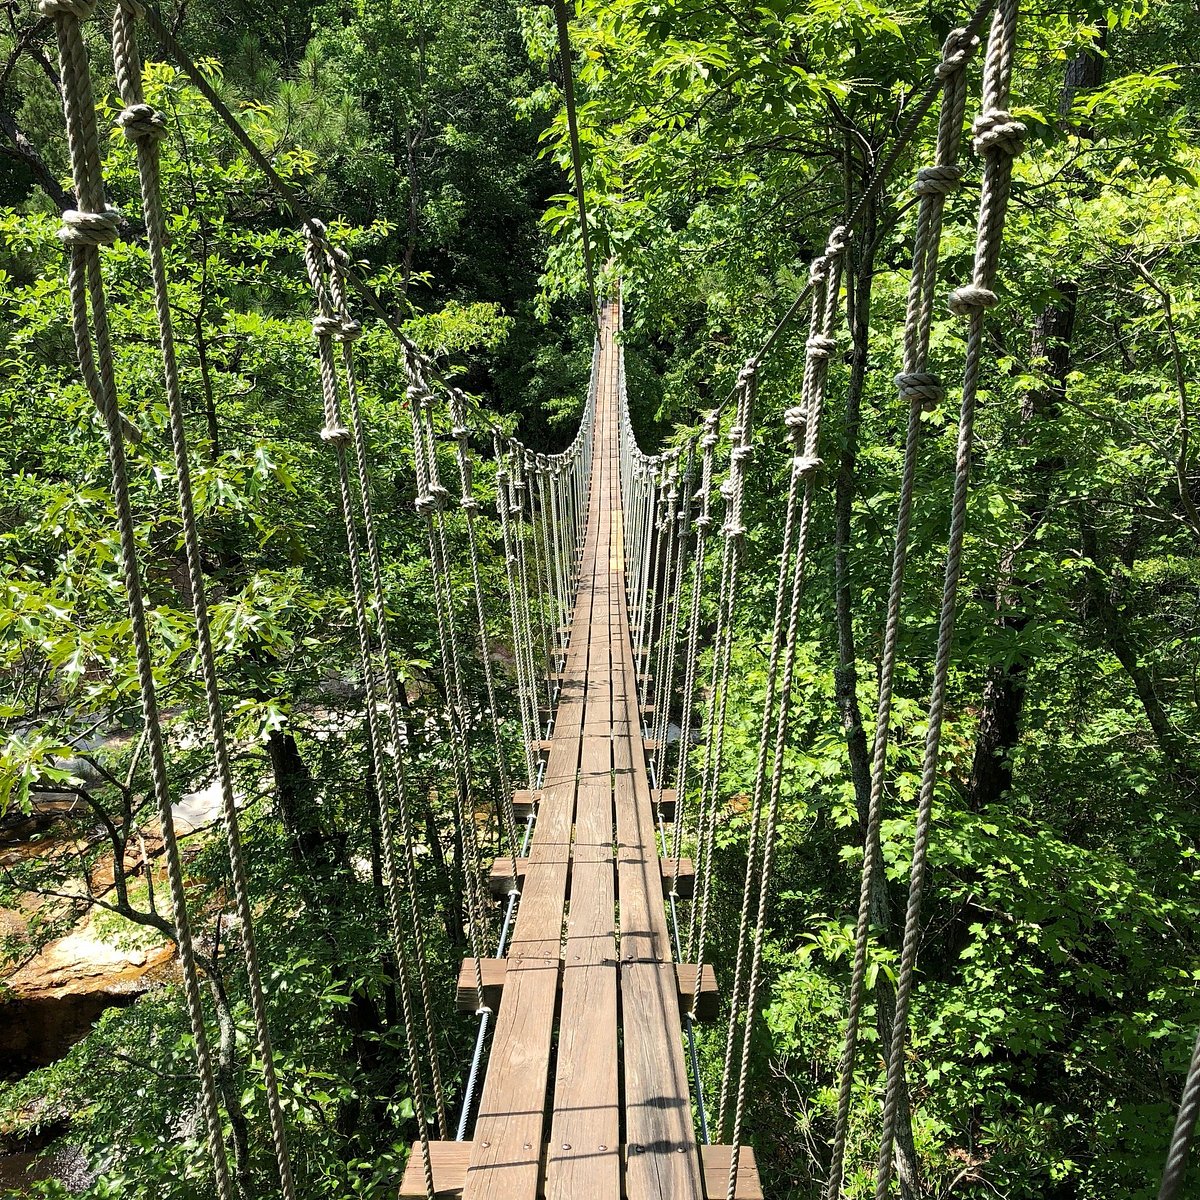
[1,0,1199,1198]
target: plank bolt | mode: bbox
[562,1143,571,1151]
[481,1141,490,1149]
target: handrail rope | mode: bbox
[823,22,977,1198]
[320,237,452,1144]
[875,0,1024,1191]
[303,236,444,1185]
[56,6,234,1195]
[724,242,845,1200]
[551,0,599,324]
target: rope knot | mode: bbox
[415,493,438,515]
[794,454,823,477]
[58,207,119,247]
[37,0,97,17]
[117,103,167,144]
[736,362,757,390]
[972,109,1026,158]
[694,515,713,531]
[320,424,351,447]
[896,371,945,410]
[913,164,961,196]
[806,335,836,361]
[460,496,480,514]
[700,432,719,450]
[810,255,829,283]
[948,284,998,317]
[430,483,451,507]
[117,0,147,15]
[825,225,848,258]
[935,27,977,78]
[312,314,341,338]
[723,520,746,539]
[783,405,806,430]
[333,318,362,343]
[728,423,745,445]
[731,444,753,465]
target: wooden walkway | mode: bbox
[401,305,762,1199]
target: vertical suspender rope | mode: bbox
[303,238,442,1190]
[52,6,233,1195]
[495,439,540,792]
[824,25,978,1199]
[318,237,451,1144]
[446,390,522,877]
[724,234,845,1199]
[406,378,490,1009]
[688,371,754,987]
[648,466,680,783]
[97,6,302,1195]
[875,0,1024,1192]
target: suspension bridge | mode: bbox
[23,0,1200,1198]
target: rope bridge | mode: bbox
[28,0,1200,1198]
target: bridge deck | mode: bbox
[401,305,762,1199]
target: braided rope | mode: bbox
[47,7,234,1194]
[724,240,844,1200]
[1159,1027,1200,1200]
[87,8,298,1195]
[824,25,979,1199]
[875,1,1023,1192]
[304,238,443,1185]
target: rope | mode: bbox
[875,0,1023,1191]
[1159,1027,1200,1200]
[407,378,491,1009]
[688,367,754,998]
[48,5,233,1194]
[722,242,843,1200]
[77,6,298,1194]
[551,0,599,323]
[824,24,979,1199]
[321,235,455,1143]
[304,234,443,1188]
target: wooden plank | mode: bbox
[488,856,693,899]
[400,1142,762,1199]
[456,959,718,1022]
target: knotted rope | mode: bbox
[875,0,1023,1192]
[825,22,981,1199]
[50,5,235,1193]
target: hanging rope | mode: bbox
[874,0,1023,1191]
[303,234,443,1189]
[723,232,844,1199]
[49,5,233,1194]
[674,415,718,970]
[824,23,980,1199]
[1159,1028,1200,1200]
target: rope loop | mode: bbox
[896,371,945,411]
[935,26,977,78]
[825,224,848,259]
[783,404,806,431]
[117,102,168,143]
[913,164,962,196]
[37,0,96,16]
[319,424,352,447]
[806,334,836,361]
[58,207,119,246]
[972,108,1026,158]
[948,283,998,316]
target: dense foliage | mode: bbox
[1,0,1198,1198]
